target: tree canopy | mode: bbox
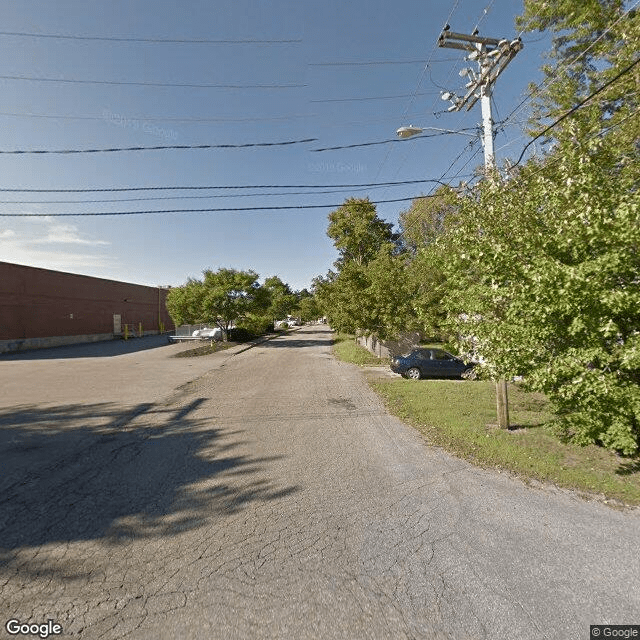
[166,268,266,338]
[327,197,397,267]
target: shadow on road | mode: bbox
[0,334,174,361]
[0,398,299,570]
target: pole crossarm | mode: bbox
[438,29,502,48]
[437,28,523,112]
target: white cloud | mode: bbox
[0,220,112,272]
[31,222,110,246]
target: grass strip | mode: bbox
[329,330,640,506]
[370,378,640,507]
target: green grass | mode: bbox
[368,377,640,506]
[332,333,390,366]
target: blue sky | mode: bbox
[0,0,551,291]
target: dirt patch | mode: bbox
[171,342,238,358]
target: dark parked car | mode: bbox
[390,348,475,380]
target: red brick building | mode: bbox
[0,262,173,353]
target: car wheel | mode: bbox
[461,368,477,380]
[406,367,421,380]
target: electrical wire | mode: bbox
[0,31,301,44]
[393,135,481,240]
[0,194,455,217]
[371,0,462,190]
[0,188,376,205]
[310,91,439,103]
[0,138,317,155]
[0,108,477,130]
[311,128,479,152]
[0,178,456,193]
[0,73,304,90]
[308,58,462,66]
[0,111,315,124]
[471,0,495,34]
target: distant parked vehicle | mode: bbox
[390,348,475,380]
[191,327,223,341]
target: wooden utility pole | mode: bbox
[438,27,523,429]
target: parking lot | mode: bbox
[0,335,233,407]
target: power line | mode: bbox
[371,0,460,188]
[472,0,495,34]
[0,73,304,90]
[311,128,479,152]
[0,138,317,155]
[0,111,315,124]
[0,194,451,217]
[3,181,482,204]
[0,178,454,193]
[396,137,481,238]
[0,189,372,205]
[405,0,461,117]
[308,58,461,66]
[0,110,472,128]
[0,31,301,44]
[310,91,439,103]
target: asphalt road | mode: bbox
[1,326,638,639]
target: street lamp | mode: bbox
[396,125,478,139]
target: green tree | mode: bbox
[406,246,451,342]
[201,268,264,338]
[327,197,397,267]
[298,294,322,323]
[165,278,205,326]
[166,268,265,339]
[439,135,640,454]
[516,0,639,143]
[398,186,461,253]
[360,246,417,340]
[320,197,408,336]
[318,265,370,334]
[263,276,298,322]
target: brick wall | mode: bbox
[0,262,173,345]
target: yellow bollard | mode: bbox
[124,324,129,340]
[139,322,143,337]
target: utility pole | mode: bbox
[438,26,523,429]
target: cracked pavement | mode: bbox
[1,326,639,639]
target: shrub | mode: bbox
[227,327,256,342]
